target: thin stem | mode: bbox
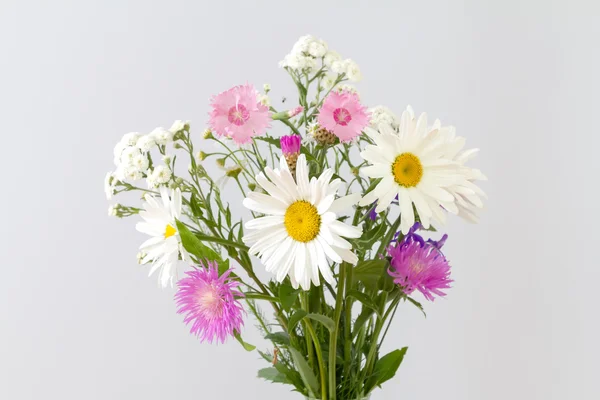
[329,263,346,400]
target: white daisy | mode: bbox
[243,154,362,290]
[136,187,187,288]
[427,120,487,223]
[359,106,469,234]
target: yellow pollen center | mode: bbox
[392,153,423,187]
[164,224,177,239]
[284,201,321,243]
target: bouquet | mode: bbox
[105,35,486,400]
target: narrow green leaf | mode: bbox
[288,310,308,332]
[354,259,389,291]
[406,296,427,317]
[305,313,335,332]
[233,331,256,352]
[365,347,408,392]
[244,292,279,302]
[346,290,381,317]
[265,331,291,346]
[352,309,374,338]
[175,220,220,261]
[289,347,320,397]
[279,283,301,312]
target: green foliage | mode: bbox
[233,331,256,352]
[289,347,320,397]
[279,283,301,312]
[364,348,408,393]
[353,259,390,291]
[265,332,291,346]
[175,220,220,261]
[258,367,289,384]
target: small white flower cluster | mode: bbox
[109,120,188,190]
[336,84,360,97]
[369,106,400,129]
[280,35,362,82]
[147,165,172,189]
[279,35,326,73]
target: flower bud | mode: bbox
[203,128,214,139]
[225,166,243,179]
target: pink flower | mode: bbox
[280,134,301,156]
[175,260,245,343]
[209,84,271,145]
[387,232,452,301]
[287,106,304,118]
[317,91,370,142]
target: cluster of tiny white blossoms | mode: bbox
[105,120,189,205]
[369,105,400,129]
[279,35,362,82]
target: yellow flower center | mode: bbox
[392,153,423,187]
[284,201,321,243]
[164,224,177,239]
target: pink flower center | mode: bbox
[333,107,352,126]
[227,104,250,126]
[197,284,224,318]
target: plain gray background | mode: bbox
[1,1,598,399]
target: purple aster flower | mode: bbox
[175,260,245,343]
[387,229,452,301]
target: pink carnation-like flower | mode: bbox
[387,229,452,301]
[317,91,370,142]
[175,260,245,343]
[209,84,271,145]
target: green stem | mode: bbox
[343,264,353,378]
[329,263,346,400]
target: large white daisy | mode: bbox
[136,187,187,288]
[243,154,362,290]
[359,106,470,234]
[428,119,487,223]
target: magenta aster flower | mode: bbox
[209,84,271,145]
[387,228,452,301]
[175,261,245,343]
[317,91,370,142]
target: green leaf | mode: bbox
[289,347,320,397]
[365,347,408,392]
[175,220,220,261]
[305,313,335,332]
[265,331,291,346]
[354,259,389,291]
[352,308,374,338]
[288,310,308,332]
[406,296,427,317]
[346,290,381,317]
[233,331,256,352]
[258,367,289,384]
[279,283,301,312]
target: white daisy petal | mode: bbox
[329,193,360,214]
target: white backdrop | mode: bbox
[1,1,598,399]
